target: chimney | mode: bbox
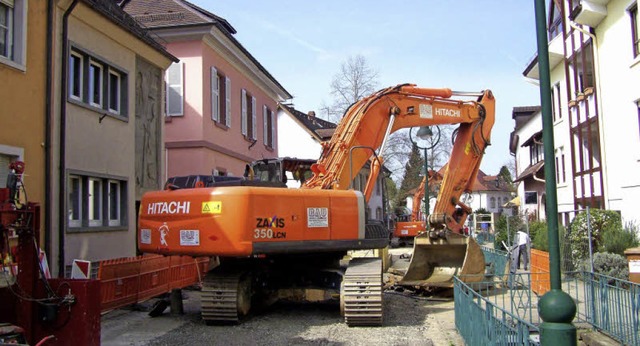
[308,111,316,117]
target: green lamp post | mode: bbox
[410,126,440,232]
[533,0,577,344]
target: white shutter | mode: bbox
[263,106,268,146]
[271,110,276,149]
[166,62,183,116]
[225,77,231,127]
[211,67,219,121]
[251,97,257,140]
[241,89,247,135]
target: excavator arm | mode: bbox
[304,83,495,237]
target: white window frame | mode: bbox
[107,180,120,227]
[211,66,220,121]
[241,88,247,135]
[166,62,184,116]
[108,68,121,114]
[69,175,82,228]
[0,0,26,70]
[69,51,83,101]
[0,1,13,60]
[89,60,103,108]
[88,177,102,227]
[225,77,231,127]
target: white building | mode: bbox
[515,0,640,226]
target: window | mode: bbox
[529,142,544,165]
[89,60,103,107]
[548,1,562,40]
[166,62,183,116]
[69,175,82,227]
[490,197,496,209]
[108,180,120,226]
[555,147,567,184]
[263,106,275,148]
[67,174,127,230]
[569,42,595,96]
[88,178,102,226]
[211,67,231,127]
[68,48,128,117]
[524,191,538,204]
[637,100,640,140]
[376,178,381,196]
[376,207,382,220]
[0,0,26,68]
[69,52,83,100]
[0,2,12,59]
[241,89,256,140]
[108,69,120,114]
[631,3,640,58]
[551,83,562,121]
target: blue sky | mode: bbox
[192,0,543,175]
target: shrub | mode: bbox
[579,252,629,282]
[493,214,519,250]
[567,209,621,269]
[600,221,640,256]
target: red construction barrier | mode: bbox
[530,249,550,295]
[98,255,210,312]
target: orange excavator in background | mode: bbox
[138,83,495,326]
[393,171,441,246]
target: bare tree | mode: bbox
[327,55,379,121]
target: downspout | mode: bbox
[58,0,79,277]
[45,0,53,266]
[569,21,608,208]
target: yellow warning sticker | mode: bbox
[202,201,222,214]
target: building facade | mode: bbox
[123,0,292,178]
[518,0,640,226]
[52,1,175,275]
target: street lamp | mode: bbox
[410,126,441,232]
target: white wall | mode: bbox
[277,109,322,160]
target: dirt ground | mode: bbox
[101,248,464,346]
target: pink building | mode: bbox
[123,0,292,178]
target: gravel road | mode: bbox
[102,249,464,346]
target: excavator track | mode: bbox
[341,257,383,327]
[201,269,251,323]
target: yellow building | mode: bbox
[0,0,47,245]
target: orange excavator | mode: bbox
[393,171,440,246]
[138,83,495,326]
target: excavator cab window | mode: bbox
[252,161,283,183]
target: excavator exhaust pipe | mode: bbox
[400,232,485,288]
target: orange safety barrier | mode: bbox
[98,256,142,312]
[138,255,171,302]
[530,249,550,296]
[98,255,210,312]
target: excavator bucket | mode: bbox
[400,232,485,288]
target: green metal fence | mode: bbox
[454,274,540,345]
[563,271,640,345]
[481,246,509,278]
